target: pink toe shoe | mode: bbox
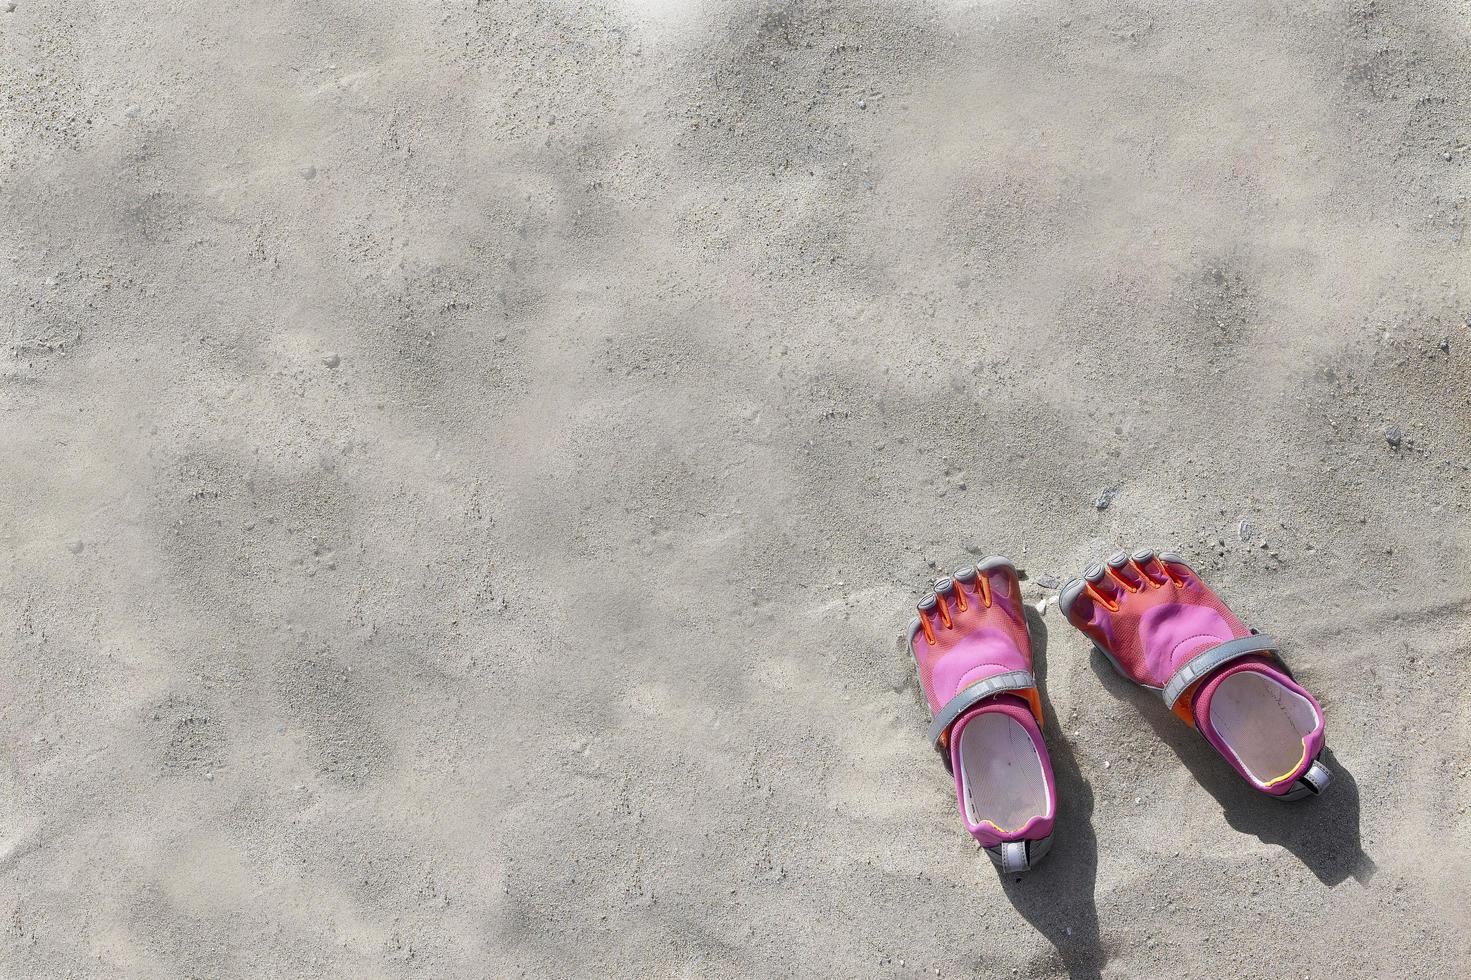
[1060,549,1329,799]
[906,557,1057,873]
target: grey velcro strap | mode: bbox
[927,669,1036,748]
[1161,633,1280,708]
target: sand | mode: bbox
[3,0,1470,976]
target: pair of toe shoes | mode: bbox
[905,551,1329,874]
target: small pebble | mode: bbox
[1438,337,1450,353]
[300,165,317,180]
[1385,424,1403,448]
[1093,486,1118,511]
[857,99,867,109]
[322,352,341,368]
[67,539,84,555]
[1035,574,1062,589]
[1444,151,1454,161]
[1237,520,1254,542]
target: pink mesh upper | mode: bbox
[1064,556,1251,690]
[911,564,1035,714]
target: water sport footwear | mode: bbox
[1059,550,1330,800]
[905,556,1057,873]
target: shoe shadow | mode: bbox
[999,609,1108,980]
[1088,653,1375,887]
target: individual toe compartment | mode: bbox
[915,591,940,644]
[1157,550,1196,583]
[931,576,958,628]
[1082,559,1126,609]
[975,555,1024,622]
[950,565,979,613]
[1058,576,1093,627]
[1105,549,1147,592]
[1129,547,1173,587]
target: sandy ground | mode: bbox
[3,0,1471,976]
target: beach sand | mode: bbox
[2,0,1469,975]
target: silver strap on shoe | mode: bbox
[1161,633,1281,708]
[927,669,1037,750]
[999,841,1028,874]
[1301,759,1331,793]
[986,833,1052,874]
[1280,758,1332,801]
